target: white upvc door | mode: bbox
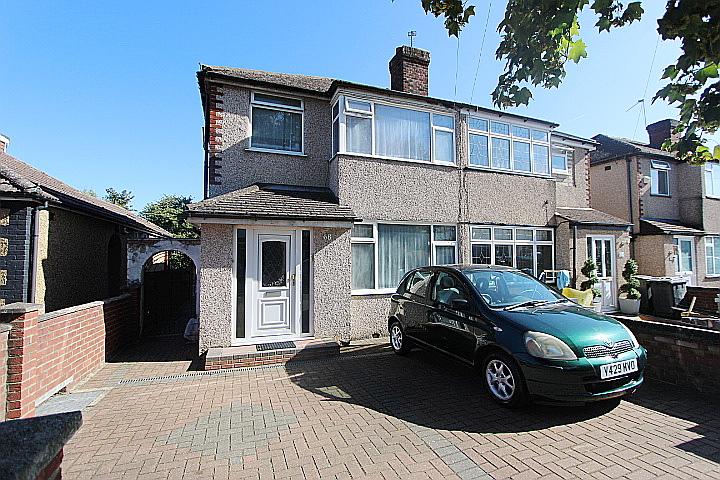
[674,236,696,286]
[588,236,617,312]
[247,230,300,339]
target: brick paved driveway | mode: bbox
[63,338,720,479]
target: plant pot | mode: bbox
[618,297,640,315]
[591,299,603,313]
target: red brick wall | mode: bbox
[1,287,139,418]
[0,326,8,420]
[618,317,720,396]
[389,46,430,96]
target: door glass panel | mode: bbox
[471,244,491,264]
[301,231,310,334]
[603,240,612,279]
[516,245,534,275]
[678,239,693,272]
[261,241,287,287]
[407,271,432,298]
[536,245,553,278]
[433,272,467,305]
[495,245,514,266]
[236,230,246,339]
[594,240,604,277]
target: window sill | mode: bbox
[331,151,457,168]
[246,147,307,157]
[465,165,553,179]
[706,195,720,200]
[650,193,671,197]
[351,289,396,296]
[552,169,571,176]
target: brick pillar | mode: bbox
[2,303,43,419]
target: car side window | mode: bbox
[433,272,469,306]
[406,270,432,299]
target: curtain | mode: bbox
[346,116,371,154]
[351,243,375,290]
[434,130,454,163]
[378,224,431,288]
[375,105,430,161]
[435,246,456,265]
[251,107,302,152]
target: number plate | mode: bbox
[600,359,638,380]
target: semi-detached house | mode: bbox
[187,46,631,353]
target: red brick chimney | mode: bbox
[646,119,679,149]
[389,46,430,96]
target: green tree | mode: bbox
[104,188,134,210]
[421,0,719,163]
[140,195,199,238]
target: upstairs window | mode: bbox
[468,116,551,175]
[333,96,455,165]
[250,92,303,153]
[705,162,720,198]
[552,147,572,174]
[650,160,670,196]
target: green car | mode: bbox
[388,265,647,407]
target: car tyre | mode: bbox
[481,351,529,408]
[389,321,411,355]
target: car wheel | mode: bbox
[389,321,411,355]
[482,352,529,408]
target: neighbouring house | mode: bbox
[0,136,171,312]
[187,46,631,353]
[590,119,720,287]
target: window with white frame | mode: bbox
[469,225,554,277]
[650,160,671,196]
[351,223,457,293]
[250,92,303,153]
[551,146,572,173]
[332,96,455,164]
[468,117,551,175]
[705,162,720,198]
[705,237,720,276]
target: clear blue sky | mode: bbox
[1,1,710,209]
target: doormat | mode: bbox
[256,341,296,352]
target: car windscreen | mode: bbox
[462,270,563,308]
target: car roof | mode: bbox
[420,264,519,273]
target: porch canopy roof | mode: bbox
[553,207,631,228]
[640,218,705,236]
[187,183,358,224]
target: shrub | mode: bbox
[579,258,601,298]
[619,259,641,300]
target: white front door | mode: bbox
[588,236,617,312]
[674,236,696,286]
[252,233,295,338]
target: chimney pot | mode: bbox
[389,46,430,96]
[646,119,679,149]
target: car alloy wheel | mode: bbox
[389,321,410,355]
[486,359,515,401]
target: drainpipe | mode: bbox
[626,156,635,258]
[28,201,49,303]
[572,224,578,288]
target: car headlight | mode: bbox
[524,331,577,360]
[621,324,640,349]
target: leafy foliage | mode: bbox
[140,195,199,238]
[580,258,601,298]
[104,188,134,210]
[619,259,641,299]
[420,0,718,163]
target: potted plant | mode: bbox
[618,259,641,315]
[580,259,603,312]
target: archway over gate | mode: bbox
[128,238,200,336]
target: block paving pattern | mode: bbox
[62,338,720,479]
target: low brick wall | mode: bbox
[0,287,139,419]
[617,317,720,396]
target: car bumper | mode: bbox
[516,347,647,404]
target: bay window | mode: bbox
[705,162,720,198]
[470,225,554,277]
[351,223,457,293]
[706,237,720,276]
[468,116,551,175]
[250,92,303,153]
[332,96,455,164]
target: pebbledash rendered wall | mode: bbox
[197,224,352,353]
[0,288,139,419]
